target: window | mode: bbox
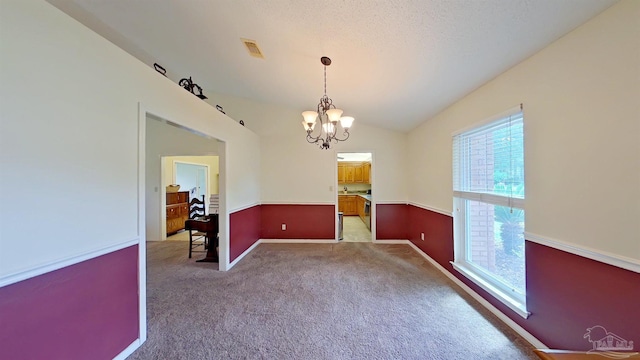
[452,105,528,318]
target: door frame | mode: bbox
[138,102,228,345]
[335,150,375,242]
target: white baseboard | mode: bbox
[259,239,338,244]
[228,240,262,269]
[226,239,339,270]
[405,241,547,349]
[113,339,141,360]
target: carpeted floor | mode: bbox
[129,241,537,360]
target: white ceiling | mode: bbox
[48,0,617,132]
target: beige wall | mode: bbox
[204,92,408,205]
[0,1,261,278]
[407,0,640,260]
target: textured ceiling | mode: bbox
[48,0,617,132]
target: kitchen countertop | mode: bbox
[339,193,371,201]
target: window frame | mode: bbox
[451,106,529,319]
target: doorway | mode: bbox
[162,156,219,241]
[140,111,227,343]
[337,152,373,242]
[175,161,209,202]
[144,116,223,243]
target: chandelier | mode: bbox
[301,57,354,150]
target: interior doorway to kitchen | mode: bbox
[337,152,373,242]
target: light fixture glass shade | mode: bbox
[301,120,316,131]
[340,116,354,129]
[322,122,335,134]
[302,111,318,124]
[326,108,343,122]
[301,111,317,132]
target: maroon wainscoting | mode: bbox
[407,205,454,270]
[376,203,409,239]
[229,205,262,262]
[261,204,335,240]
[524,241,640,351]
[0,245,139,360]
[405,204,640,352]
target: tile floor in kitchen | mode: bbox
[342,215,371,242]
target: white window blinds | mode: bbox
[453,107,524,201]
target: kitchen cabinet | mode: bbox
[338,195,345,213]
[338,195,357,216]
[363,162,371,184]
[338,163,356,184]
[337,164,345,183]
[354,165,364,183]
[338,162,363,184]
[338,161,371,184]
[344,166,355,183]
[357,195,365,220]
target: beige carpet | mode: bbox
[129,241,536,359]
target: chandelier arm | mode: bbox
[306,130,321,144]
[331,129,350,143]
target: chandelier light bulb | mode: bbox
[340,116,354,129]
[326,108,343,123]
[301,111,318,131]
[302,111,318,124]
[322,122,335,134]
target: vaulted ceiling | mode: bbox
[48,0,617,132]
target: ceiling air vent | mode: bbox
[241,38,264,59]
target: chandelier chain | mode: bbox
[323,64,327,97]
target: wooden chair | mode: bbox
[187,195,207,258]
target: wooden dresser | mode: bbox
[166,191,189,235]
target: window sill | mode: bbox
[451,261,530,319]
